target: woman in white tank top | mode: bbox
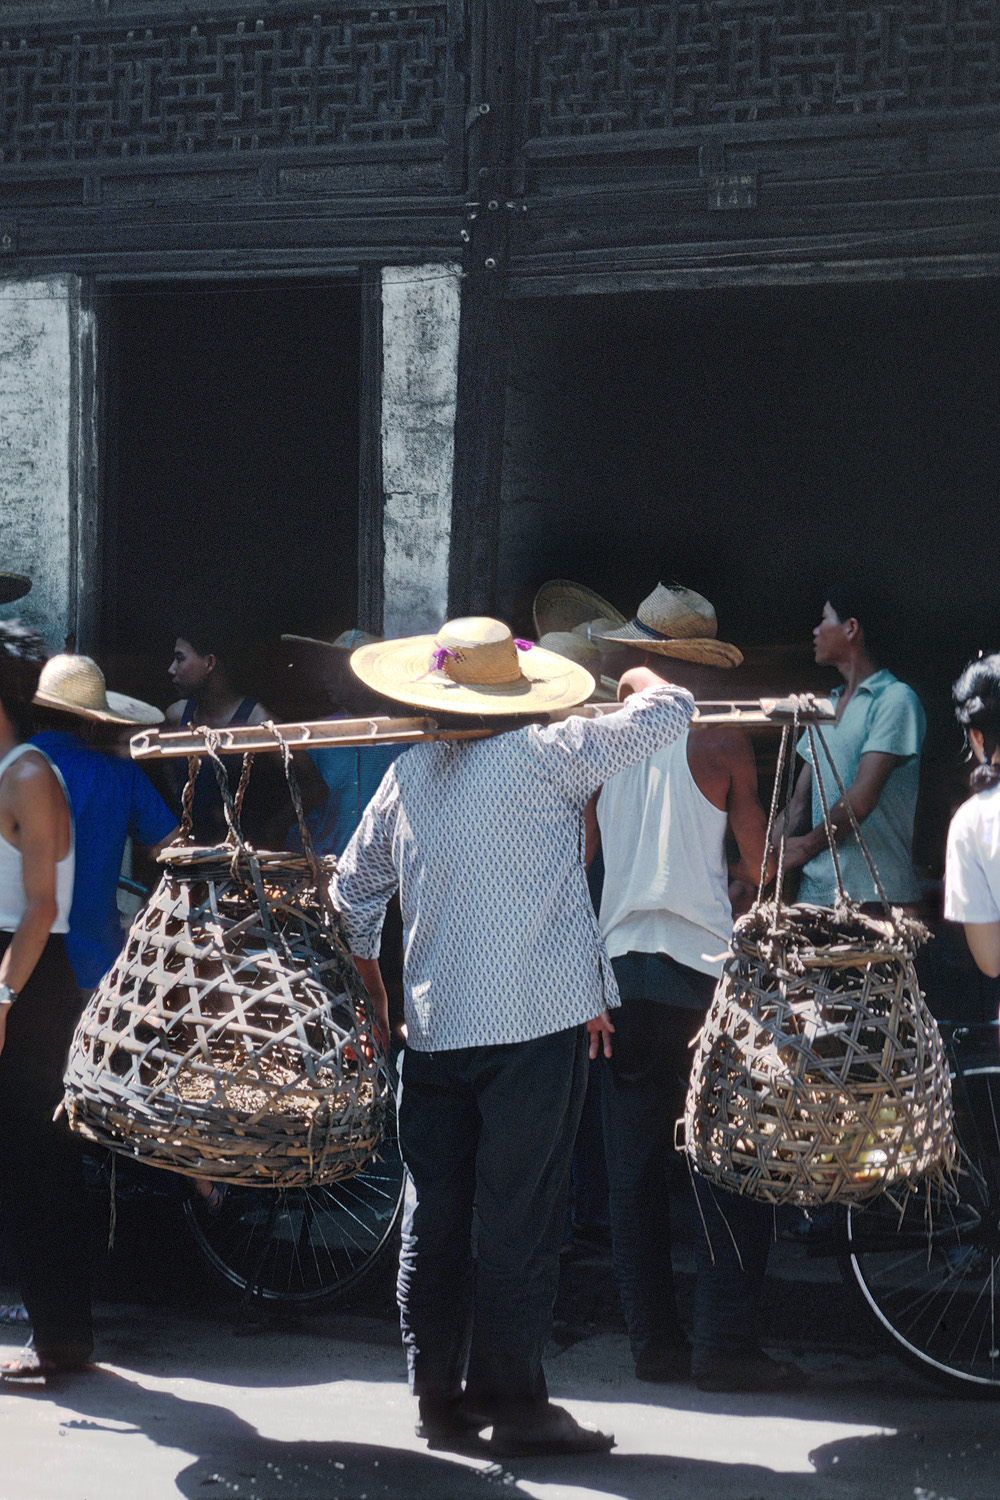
[0,622,92,1380]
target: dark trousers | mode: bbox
[396,1025,589,1420]
[0,934,92,1361]
[601,989,773,1373]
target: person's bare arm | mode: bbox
[726,733,774,889]
[772,762,812,847]
[164,700,185,726]
[0,758,70,1058]
[352,955,390,1054]
[962,923,1000,979]
[782,751,901,870]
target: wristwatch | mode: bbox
[0,984,17,1009]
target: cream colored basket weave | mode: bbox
[682,713,956,1207]
[63,728,390,1188]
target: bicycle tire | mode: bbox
[843,1064,1000,1393]
[183,1103,405,1306]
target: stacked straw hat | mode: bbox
[34,655,164,724]
[350,617,594,715]
[595,583,743,669]
[532,579,627,648]
[281,628,382,654]
[537,632,619,703]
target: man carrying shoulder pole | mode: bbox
[331,616,694,1459]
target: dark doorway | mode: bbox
[101,278,361,714]
[500,277,1000,876]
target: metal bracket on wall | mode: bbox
[707,172,758,211]
[0,223,17,254]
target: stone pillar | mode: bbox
[380,264,461,638]
[0,276,95,652]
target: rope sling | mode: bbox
[682,705,957,1207]
[63,725,391,1188]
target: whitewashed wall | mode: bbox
[0,276,80,651]
[380,264,460,637]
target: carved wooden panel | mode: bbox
[529,2,1000,139]
[0,5,459,168]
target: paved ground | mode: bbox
[2,1196,999,1500]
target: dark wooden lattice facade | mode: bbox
[2,1,998,281]
[2,2,999,618]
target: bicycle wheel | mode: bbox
[183,1104,405,1306]
[843,1065,1000,1393]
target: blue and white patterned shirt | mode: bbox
[331,684,694,1051]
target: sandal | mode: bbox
[0,1304,29,1325]
[1,1347,91,1381]
[487,1404,615,1458]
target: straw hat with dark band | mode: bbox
[595,583,743,668]
[351,617,594,716]
[34,655,164,725]
[0,574,31,606]
[532,580,626,640]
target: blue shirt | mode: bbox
[292,741,405,859]
[795,669,926,905]
[32,731,177,987]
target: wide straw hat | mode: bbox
[537,632,619,703]
[532,580,627,640]
[0,574,31,606]
[595,583,743,668]
[281,629,382,654]
[351,617,594,716]
[34,655,164,725]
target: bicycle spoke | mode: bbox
[182,1119,405,1304]
[845,1051,1000,1390]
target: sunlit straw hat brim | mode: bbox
[34,685,164,725]
[533,580,627,640]
[34,654,163,725]
[351,635,595,716]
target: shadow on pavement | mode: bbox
[8,1361,998,1500]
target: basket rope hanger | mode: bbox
[759,704,897,931]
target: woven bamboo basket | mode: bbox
[63,730,390,1188]
[682,713,956,1207]
[683,901,956,1206]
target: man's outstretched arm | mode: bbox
[781,751,900,870]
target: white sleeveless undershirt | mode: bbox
[0,742,74,935]
[597,731,733,977]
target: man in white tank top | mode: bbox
[593,585,799,1393]
[0,622,93,1381]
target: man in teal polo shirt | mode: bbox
[780,586,926,908]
